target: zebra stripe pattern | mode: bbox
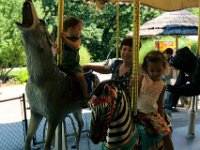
[106,91,134,147]
[90,83,135,149]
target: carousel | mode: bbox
[16,0,200,150]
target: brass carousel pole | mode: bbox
[198,0,200,55]
[116,1,120,59]
[58,0,64,65]
[131,0,140,116]
[55,0,67,149]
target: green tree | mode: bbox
[140,6,162,24]
[0,0,164,84]
[0,0,25,81]
[38,1,162,61]
[0,0,44,82]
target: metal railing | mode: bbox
[0,94,27,150]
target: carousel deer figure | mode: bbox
[16,0,97,149]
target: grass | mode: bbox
[7,68,28,84]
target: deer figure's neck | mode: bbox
[23,26,59,84]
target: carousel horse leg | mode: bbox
[71,111,84,150]
[25,112,42,150]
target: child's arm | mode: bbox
[62,32,81,50]
[82,64,111,74]
[157,87,165,117]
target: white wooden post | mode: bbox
[187,96,197,138]
[54,121,67,150]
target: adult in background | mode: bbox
[162,48,174,84]
[165,47,193,114]
[162,48,176,114]
[83,37,141,104]
[166,47,199,110]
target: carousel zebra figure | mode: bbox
[89,80,170,150]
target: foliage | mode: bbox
[79,46,92,65]
[16,70,28,84]
[8,69,28,84]
[3,0,189,84]
[0,0,44,80]
[33,0,58,38]
[140,6,162,24]
[190,40,198,53]
[139,38,156,64]
[0,0,23,79]
[139,36,198,64]
[188,8,199,16]
[35,1,162,62]
[1,0,163,74]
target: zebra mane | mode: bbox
[90,85,116,107]
[90,80,124,109]
[89,79,133,146]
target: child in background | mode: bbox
[162,48,176,113]
[162,48,173,62]
[138,51,174,150]
[162,48,174,81]
[61,16,88,107]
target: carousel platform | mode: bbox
[171,106,200,150]
[172,124,200,150]
[66,126,200,150]
[67,107,200,150]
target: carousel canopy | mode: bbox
[138,10,199,37]
[85,0,200,11]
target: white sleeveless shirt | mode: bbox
[138,74,164,114]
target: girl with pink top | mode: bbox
[138,50,174,150]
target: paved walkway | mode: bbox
[0,84,26,100]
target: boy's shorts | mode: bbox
[62,64,83,74]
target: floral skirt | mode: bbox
[138,112,172,137]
